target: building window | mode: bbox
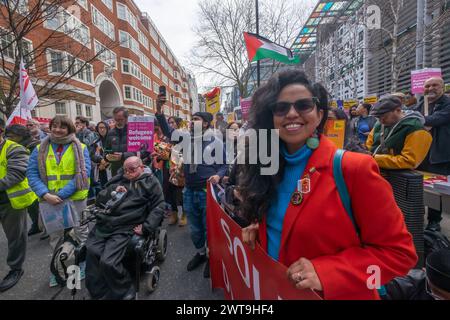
[117,3,126,19]
[101,0,113,11]
[121,58,130,73]
[121,58,141,80]
[85,105,92,119]
[162,73,168,85]
[138,29,149,50]
[55,102,67,115]
[94,40,117,68]
[3,0,28,15]
[50,51,64,73]
[117,3,137,29]
[0,32,33,65]
[152,63,161,79]
[77,0,88,10]
[149,24,158,43]
[91,5,115,41]
[119,30,139,56]
[151,45,160,62]
[76,103,83,116]
[0,32,14,59]
[153,82,159,94]
[142,74,151,89]
[44,7,91,47]
[124,86,132,100]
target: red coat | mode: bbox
[258,137,417,300]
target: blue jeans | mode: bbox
[183,188,207,250]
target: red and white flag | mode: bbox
[7,58,38,126]
[19,57,38,110]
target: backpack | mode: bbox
[424,229,450,259]
[50,230,84,286]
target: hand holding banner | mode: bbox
[207,184,322,300]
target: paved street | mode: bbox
[0,218,224,300]
[0,209,449,300]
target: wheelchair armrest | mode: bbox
[128,234,146,257]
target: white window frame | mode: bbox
[85,104,93,119]
[138,29,149,50]
[91,4,115,41]
[141,73,151,89]
[101,0,113,11]
[44,6,91,47]
[121,58,141,80]
[46,49,94,85]
[76,103,83,116]
[153,82,160,94]
[94,39,117,68]
[77,0,88,11]
[152,63,161,79]
[123,85,143,104]
[55,101,67,115]
[119,30,139,57]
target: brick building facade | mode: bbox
[0,0,196,122]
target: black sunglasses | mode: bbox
[270,97,320,117]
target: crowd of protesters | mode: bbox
[0,73,449,300]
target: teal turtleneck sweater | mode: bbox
[266,144,313,261]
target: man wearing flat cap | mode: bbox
[366,95,432,170]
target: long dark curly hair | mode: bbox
[239,70,329,223]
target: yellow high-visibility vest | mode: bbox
[0,140,37,209]
[37,143,89,201]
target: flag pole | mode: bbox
[256,0,260,87]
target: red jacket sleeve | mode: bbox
[311,153,418,300]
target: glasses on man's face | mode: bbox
[270,97,319,117]
[124,166,140,174]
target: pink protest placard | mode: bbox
[127,116,155,153]
[240,98,252,121]
[411,68,442,94]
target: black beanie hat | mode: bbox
[193,112,213,124]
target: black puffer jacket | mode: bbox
[416,94,450,165]
[383,270,433,300]
[104,125,137,175]
[94,168,165,237]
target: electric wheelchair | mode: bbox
[51,190,168,300]
[83,189,169,298]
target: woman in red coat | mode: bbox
[239,70,417,300]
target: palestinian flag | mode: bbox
[243,32,300,65]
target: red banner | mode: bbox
[207,185,322,300]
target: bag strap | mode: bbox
[333,149,360,237]
[333,151,389,296]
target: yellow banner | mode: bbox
[324,120,346,149]
[205,87,221,115]
[343,100,358,110]
[227,113,235,123]
[364,96,378,105]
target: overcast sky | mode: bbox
[134,0,316,90]
[134,0,199,65]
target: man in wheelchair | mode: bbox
[85,156,165,300]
